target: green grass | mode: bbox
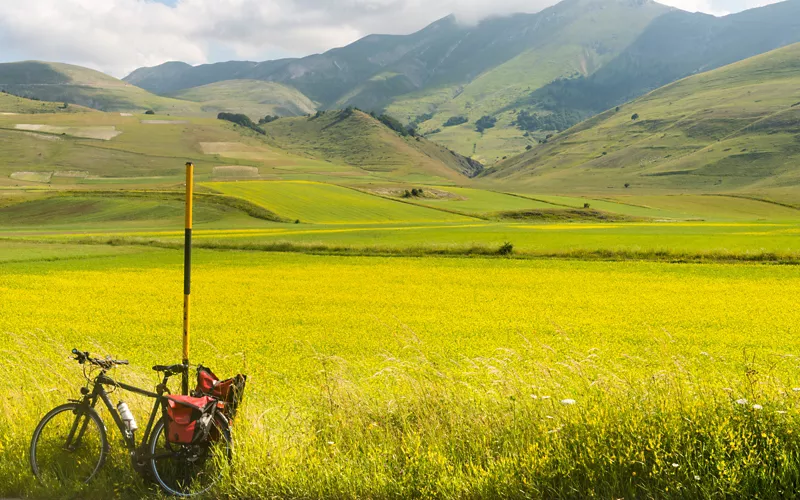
[169,79,317,118]
[0,192,280,231]
[0,92,91,114]
[4,249,800,498]
[491,42,800,192]
[204,181,471,224]
[404,187,558,215]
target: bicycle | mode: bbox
[30,348,232,497]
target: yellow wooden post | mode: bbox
[182,162,194,395]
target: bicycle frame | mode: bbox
[73,369,177,457]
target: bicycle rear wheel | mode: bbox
[148,417,232,497]
[30,403,108,486]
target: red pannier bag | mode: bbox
[194,365,247,420]
[165,395,215,444]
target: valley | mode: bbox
[3,0,800,497]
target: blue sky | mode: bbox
[0,0,784,77]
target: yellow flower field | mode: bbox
[2,248,800,497]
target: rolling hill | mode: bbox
[0,62,317,119]
[168,80,317,118]
[485,43,800,193]
[0,61,205,114]
[259,110,483,182]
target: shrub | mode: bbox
[475,115,497,133]
[444,116,468,127]
[498,242,514,255]
[144,110,155,115]
[631,113,639,121]
[526,145,533,151]
[259,114,279,125]
[624,183,630,188]
[583,203,591,209]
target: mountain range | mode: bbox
[2,0,799,168]
[122,0,800,162]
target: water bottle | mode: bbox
[117,402,138,432]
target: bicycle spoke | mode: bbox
[31,405,106,486]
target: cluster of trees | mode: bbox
[401,188,425,198]
[259,114,279,125]
[443,116,468,127]
[217,112,265,135]
[475,115,497,133]
[514,109,583,133]
[411,113,434,126]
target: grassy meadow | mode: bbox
[4,248,800,498]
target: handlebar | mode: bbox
[152,363,189,376]
[72,348,129,370]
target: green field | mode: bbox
[4,247,800,498]
[204,181,470,224]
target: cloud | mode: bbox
[0,0,782,78]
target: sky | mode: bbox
[0,0,784,78]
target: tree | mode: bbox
[475,115,497,133]
[217,112,265,135]
[144,110,155,115]
[631,113,639,121]
[624,183,631,188]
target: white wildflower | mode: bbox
[672,463,679,468]
[776,410,788,414]
[694,475,701,481]
[561,399,576,405]
[541,395,551,400]
[793,388,800,392]
[735,398,748,405]
[752,404,763,410]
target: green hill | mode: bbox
[260,110,483,182]
[485,43,800,193]
[0,61,204,114]
[0,91,92,114]
[168,80,317,118]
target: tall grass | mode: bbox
[3,330,800,498]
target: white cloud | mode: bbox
[0,0,783,77]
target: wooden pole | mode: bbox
[182,161,194,395]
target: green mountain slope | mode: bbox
[169,80,317,118]
[0,61,205,114]
[513,0,800,128]
[485,43,800,193]
[260,110,483,182]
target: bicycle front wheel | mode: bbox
[149,417,232,497]
[30,403,108,486]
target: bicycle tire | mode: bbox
[30,403,109,485]
[148,417,232,497]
